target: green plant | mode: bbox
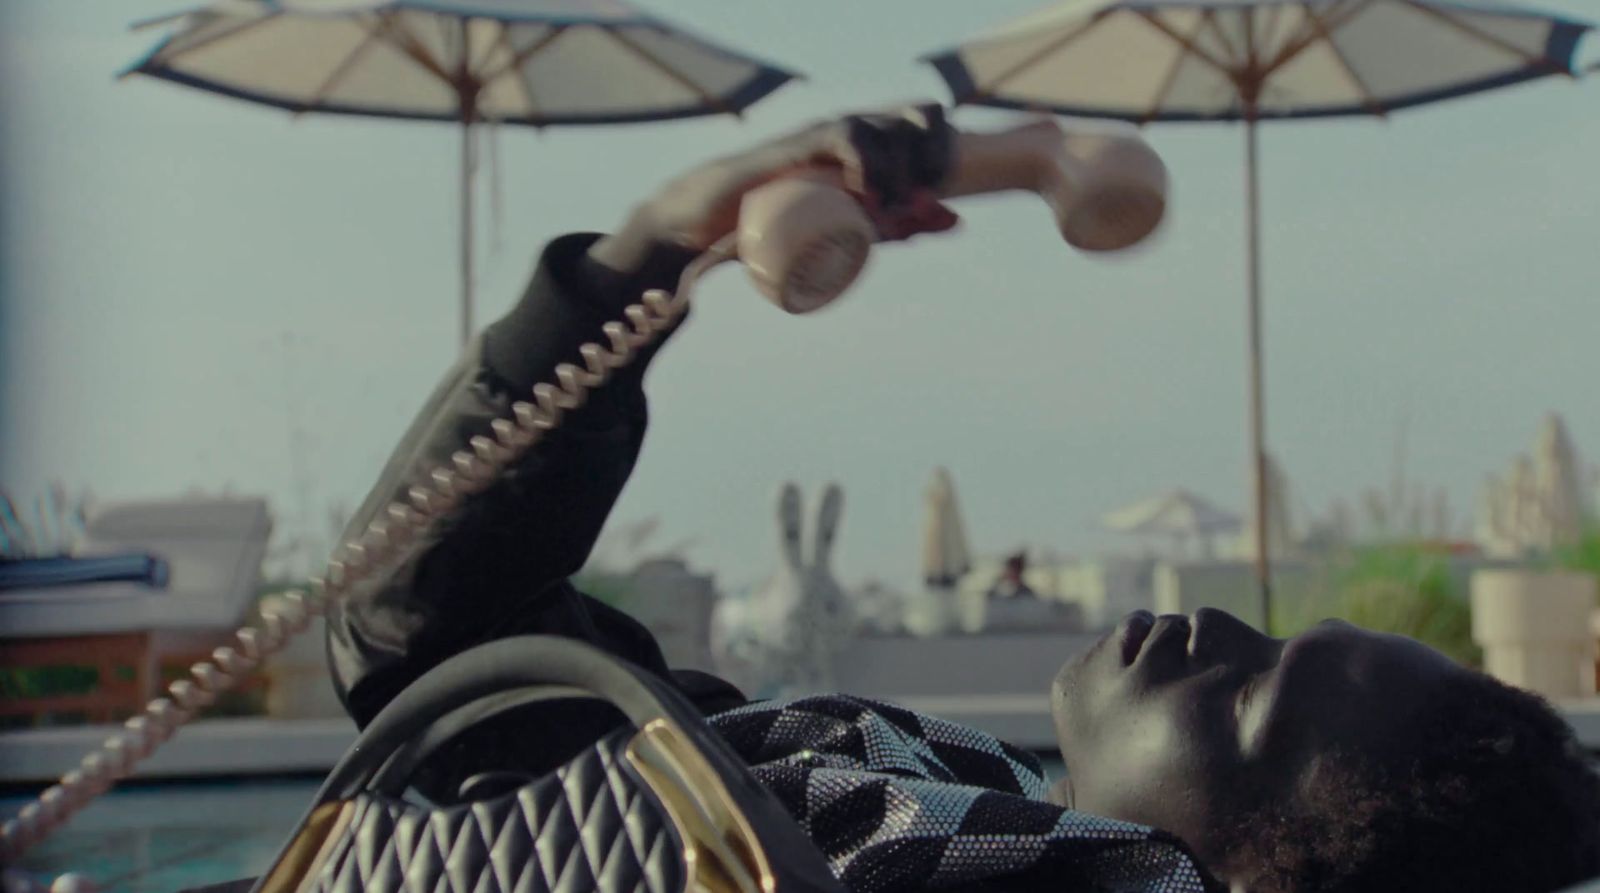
[1273,544,1480,667]
[0,665,101,700]
[1553,527,1600,583]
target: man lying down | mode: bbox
[326,106,1600,892]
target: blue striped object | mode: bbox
[0,554,170,593]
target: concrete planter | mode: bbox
[1471,570,1598,700]
[260,594,345,719]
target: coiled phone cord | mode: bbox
[0,238,739,886]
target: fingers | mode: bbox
[820,105,958,242]
[832,104,954,209]
[635,104,958,253]
[867,189,961,242]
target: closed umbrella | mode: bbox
[922,467,974,588]
[1531,412,1586,548]
[123,0,798,347]
[923,0,1591,627]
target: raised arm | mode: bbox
[326,105,960,731]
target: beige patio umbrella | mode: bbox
[122,0,799,348]
[924,0,1592,628]
[1102,487,1242,558]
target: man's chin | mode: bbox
[1051,671,1094,773]
[1054,624,1115,697]
[1054,622,1124,706]
[1052,633,1128,777]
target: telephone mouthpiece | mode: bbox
[737,177,875,314]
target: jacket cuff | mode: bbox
[482,233,697,391]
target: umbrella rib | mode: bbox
[377,10,457,89]
[1255,2,1288,65]
[493,22,547,123]
[1398,0,1568,74]
[123,10,284,77]
[1244,5,1261,92]
[1140,12,1214,124]
[966,12,1116,103]
[1132,11,1234,78]
[1200,9,1243,70]
[1257,8,1318,73]
[1303,2,1387,117]
[443,14,466,75]
[604,27,734,116]
[1261,0,1376,75]
[480,24,570,85]
[469,21,503,76]
[295,16,386,117]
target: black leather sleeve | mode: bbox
[325,233,734,745]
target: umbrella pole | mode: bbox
[460,118,475,351]
[1245,113,1272,632]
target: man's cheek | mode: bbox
[1057,667,1121,742]
[1117,708,1187,778]
[1070,714,1200,825]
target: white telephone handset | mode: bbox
[738,120,1168,314]
[0,118,1171,885]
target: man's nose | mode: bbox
[1189,606,1279,667]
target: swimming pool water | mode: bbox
[3,779,319,892]
[6,758,1067,891]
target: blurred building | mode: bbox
[618,557,720,674]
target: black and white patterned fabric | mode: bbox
[709,694,1214,893]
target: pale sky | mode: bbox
[2,1,1597,592]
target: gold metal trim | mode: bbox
[257,800,357,893]
[625,719,777,893]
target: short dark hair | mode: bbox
[1235,671,1600,893]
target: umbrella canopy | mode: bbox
[126,0,796,126]
[922,467,974,587]
[1102,488,1241,537]
[124,0,798,346]
[923,0,1591,625]
[926,0,1589,122]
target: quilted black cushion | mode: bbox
[305,733,686,893]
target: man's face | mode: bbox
[1052,608,1466,870]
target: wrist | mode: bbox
[484,231,695,391]
[588,201,664,265]
[581,207,701,308]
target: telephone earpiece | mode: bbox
[736,119,1168,315]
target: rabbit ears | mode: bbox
[775,482,844,570]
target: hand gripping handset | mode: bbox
[738,119,1168,313]
[0,119,1169,890]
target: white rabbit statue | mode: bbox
[710,482,854,696]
